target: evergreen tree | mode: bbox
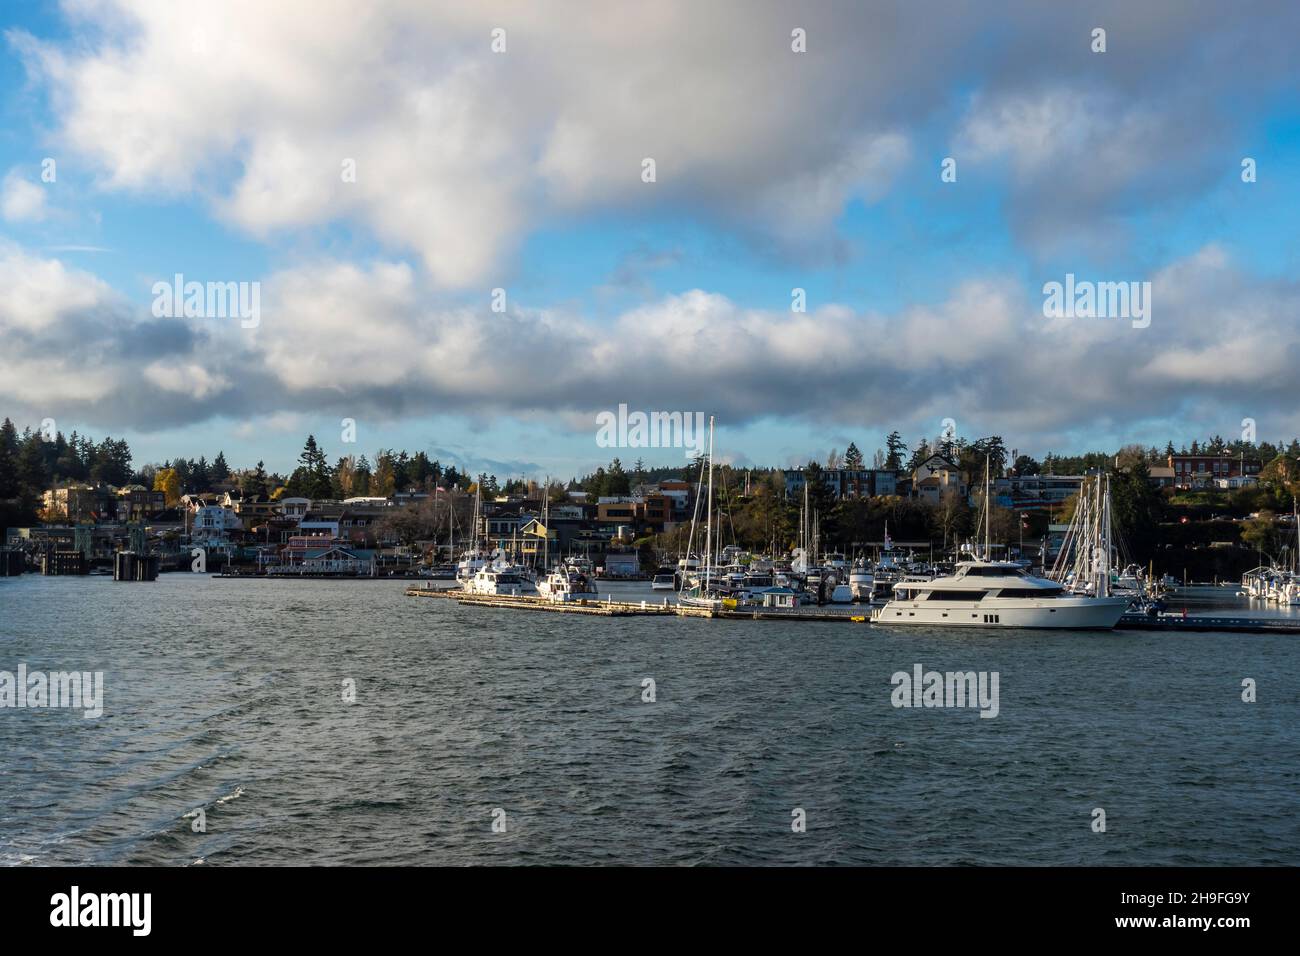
[211,451,231,484]
[885,431,907,470]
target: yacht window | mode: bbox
[996,587,1063,598]
[926,590,986,601]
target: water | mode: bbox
[1,575,1296,866]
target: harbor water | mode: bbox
[1,574,1296,865]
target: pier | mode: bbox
[404,586,868,621]
[1116,613,1300,634]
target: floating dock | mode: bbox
[406,586,679,616]
[1116,613,1300,634]
[404,586,868,621]
[408,587,1300,631]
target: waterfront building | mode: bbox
[1168,453,1260,489]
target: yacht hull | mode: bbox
[872,595,1130,629]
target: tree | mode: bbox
[905,439,931,472]
[241,461,268,498]
[153,468,182,507]
[844,442,864,469]
[885,431,907,470]
[293,435,333,499]
[211,451,231,484]
[0,418,18,499]
[1012,454,1040,476]
[1241,511,1281,561]
[933,488,971,550]
[1108,461,1163,564]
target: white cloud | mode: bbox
[1,169,48,222]
[1,238,1298,448]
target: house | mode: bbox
[910,455,966,504]
[191,505,241,545]
[782,468,899,500]
[231,493,279,529]
[1147,465,1176,488]
[277,496,312,519]
[603,552,640,577]
[1168,454,1260,490]
[1001,475,1086,513]
[118,485,167,520]
[43,484,114,522]
[271,541,374,575]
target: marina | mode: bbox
[404,581,1300,632]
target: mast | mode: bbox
[704,416,714,593]
[983,454,991,560]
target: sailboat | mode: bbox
[455,485,488,584]
[679,416,726,610]
[872,458,1130,629]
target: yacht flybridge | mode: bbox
[872,457,1129,630]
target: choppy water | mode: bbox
[1,574,1296,865]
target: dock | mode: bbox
[405,586,680,616]
[1116,613,1300,634]
[404,586,869,621]
[407,587,1300,631]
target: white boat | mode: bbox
[455,550,487,584]
[848,559,875,601]
[536,566,598,602]
[828,583,853,604]
[464,567,533,596]
[873,457,1128,629]
[650,569,677,591]
[871,560,1130,628]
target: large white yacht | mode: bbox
[873,458,1129,629]
[870,561,1130,629]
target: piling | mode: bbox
[113,551,160,581]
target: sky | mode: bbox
[0,0,1297,481]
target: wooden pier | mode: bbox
[404,586,868,621]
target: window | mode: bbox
[926,590,985,601]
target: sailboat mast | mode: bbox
[983,454,991,560]
[704,416,715,592]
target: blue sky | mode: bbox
[1,1,1298,481]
